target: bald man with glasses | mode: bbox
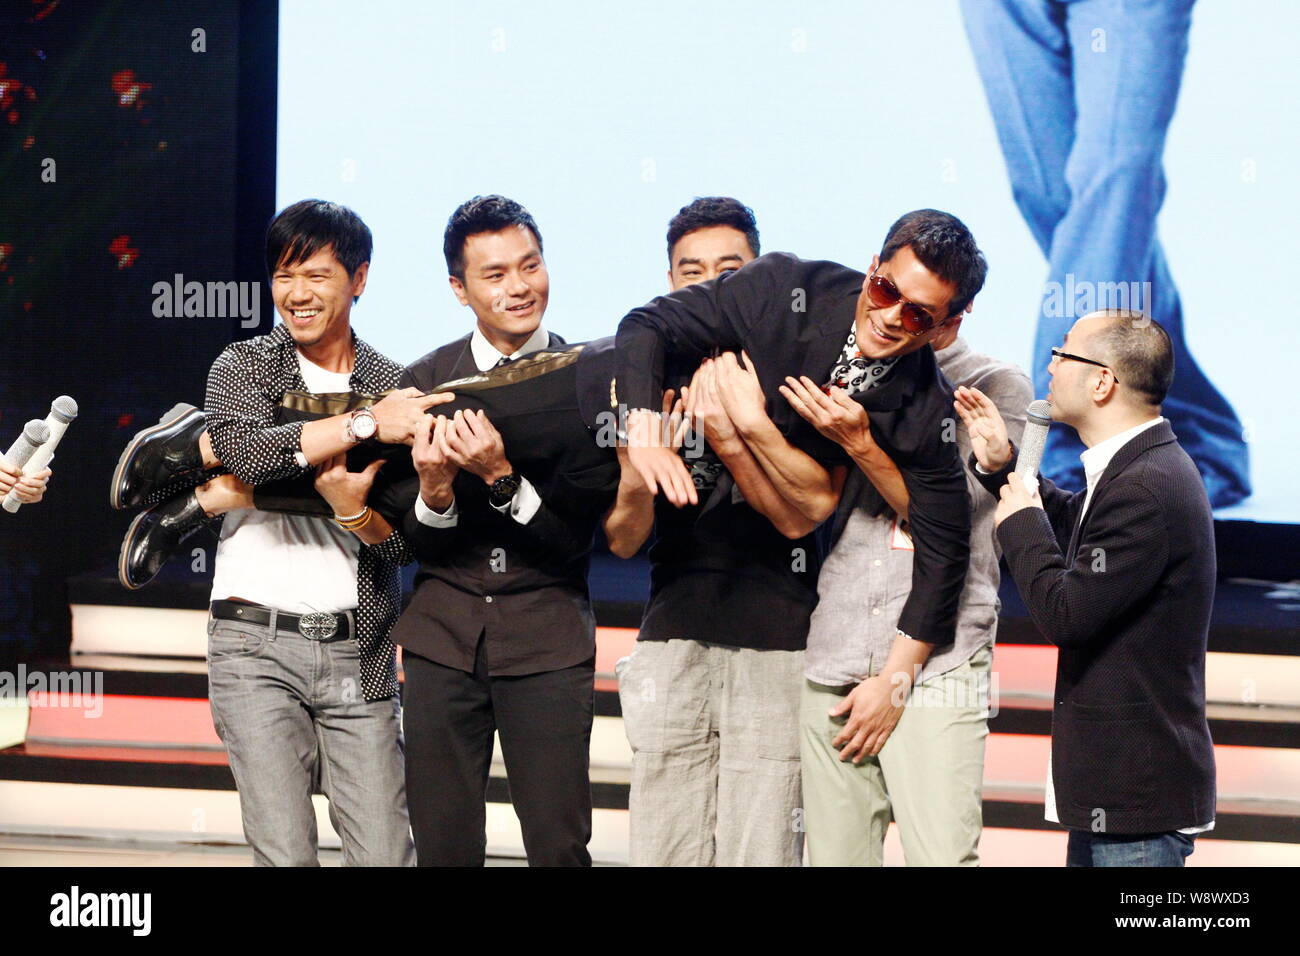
[958,309,1217,867]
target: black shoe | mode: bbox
[118,491,211,590]
[110,403,207,510]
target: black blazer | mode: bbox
[974,420,1217,833]
[373,333,620,677]
[614,251,970,646]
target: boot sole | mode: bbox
[109,403,203,510]
[117,508,153,590]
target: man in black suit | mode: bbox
[377,196,623,866]
[615,210,983,751]
[955,309,1217,866]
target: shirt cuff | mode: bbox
[414,493,458,528]
[490,476,542,524]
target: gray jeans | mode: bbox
[207,614,415,866]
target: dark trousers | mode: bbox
[402,639,594,866]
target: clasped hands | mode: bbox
[625,351,767,506]
[411,404,513,512]
[0,460,51,504]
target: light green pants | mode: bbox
[800,645,991,866]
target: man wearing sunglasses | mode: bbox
[956,310,1216,866]
[784,293,1032,866]
[616,209,984,775]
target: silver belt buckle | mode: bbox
[297,611,339,641]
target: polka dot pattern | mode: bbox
[204,324,407,701]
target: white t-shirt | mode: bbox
[209,352,362,614]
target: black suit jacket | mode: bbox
[374,333,620,677]
[614,251,970,646]
[974,421,1217,833]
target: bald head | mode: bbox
[1080,310,1174,408]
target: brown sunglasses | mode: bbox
[866,272,944,336]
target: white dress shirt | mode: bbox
[413,323,549,528]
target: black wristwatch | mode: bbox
[488,472,522,508]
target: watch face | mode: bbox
[352,410,377,440]
[490,474,521,506]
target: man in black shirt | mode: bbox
[615,209,985,808]
[607,198,821,865]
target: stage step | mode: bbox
[4,709,1298,845]
[1,750,1297,862]
[25,640,1300,751]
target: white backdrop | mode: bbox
[278,0,1298,521]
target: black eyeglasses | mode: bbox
[1051,348,1120,384]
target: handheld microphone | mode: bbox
[3,396,77,513]
[1014,399,1054,493]
[1,419,52,473]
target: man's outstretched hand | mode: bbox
[372,387,455,445]
[625,408,697,507]
[953,385,1013,472]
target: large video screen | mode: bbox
[278,0,1298,522]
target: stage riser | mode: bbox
[2,781,1298,867]
[66,608,1300,712]
[8,716,1299,829]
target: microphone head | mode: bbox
[1026,399,1053,426]
[50,395,78,423]
[24,419,51,444]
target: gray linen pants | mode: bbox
[617,639,804,866]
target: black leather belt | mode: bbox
[210,599,354,642]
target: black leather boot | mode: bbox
[118,490,211,590]
[111,403,207,510]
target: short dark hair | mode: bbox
[1090,311,1175,406]
[666,196,760,265]
[265,199,372,280]
[879,209,987,318]
[443,195,543,280]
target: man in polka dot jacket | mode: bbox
[189,200,438,866]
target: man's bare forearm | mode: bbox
[846,440,910,521]
[712,436,817,538]
[879,631,935,699]
[297,416,366,467]
[603,466,656,557]
[347,510,395,546]
[735,415,837,524]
